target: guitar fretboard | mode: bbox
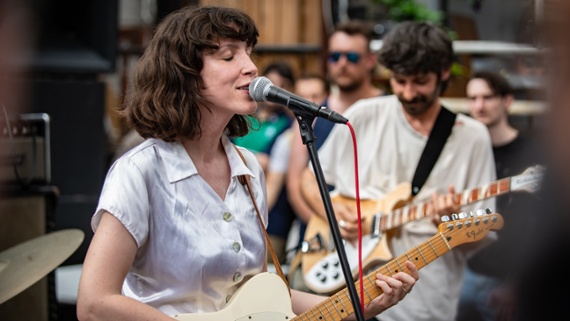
[379,177,511,231]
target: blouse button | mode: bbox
[233,272,242,282]
[223,212,233,222]
[232,242,241,252]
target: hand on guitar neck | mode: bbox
[429,184,461,227]
[300,167,462,242]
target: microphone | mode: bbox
[249,76,348,124]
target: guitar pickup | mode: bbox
[301,233,324,253]
[370,213,381,238]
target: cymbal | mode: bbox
[0,229,84,304]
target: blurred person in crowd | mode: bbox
[456,71,543,321]
[265,72,330,265]
[286,21,384,286]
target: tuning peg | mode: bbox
[441,215,450,222]
[458,212,468,219]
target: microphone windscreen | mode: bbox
[249,76,272,102]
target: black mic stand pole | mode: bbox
[294,113,365,321]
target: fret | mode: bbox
[415,246,429,265]
[426,202,435,219]
[363,282,373,301]
[427,240,439,258]
[385,264,393,276]
[395,258,405,272]
[337,292,349,313]
[366,274,381,295]
[498,178,510,194]
[438,232,452,250]
[463,188,477,204]
[395,209,402,226]
[323,301,333,318]
[329,297,343,320]
[409,204,418,221]
[309,307,319,319]
[483,181,495,198]
[415,202,429,220]
[399,207,407,222]
[315,304,325,319]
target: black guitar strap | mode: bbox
[411,106,457,197]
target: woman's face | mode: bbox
[200,38,258,118]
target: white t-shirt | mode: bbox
[268,128,293,174]
[93,136,268,315]
[316,95,496,321]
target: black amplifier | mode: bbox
[0,113,51,186]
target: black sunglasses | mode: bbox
[327,51,361,64]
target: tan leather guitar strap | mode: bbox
[234,145,291,296]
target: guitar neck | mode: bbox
[379,177,511,231]
[295,211,503,321]
[293,231,452,321]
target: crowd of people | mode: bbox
[41,1,569,321]
[2,0,570,320]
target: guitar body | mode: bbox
[301,182,412,294]
[173,273,295,321]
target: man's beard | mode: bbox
[398,82,441,116]
[335,76,364,93]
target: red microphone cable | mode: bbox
[346,121,364,312]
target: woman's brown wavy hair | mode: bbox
[121,5,259,142]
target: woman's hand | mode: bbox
[360,261,419,319]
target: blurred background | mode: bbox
[0,0,546,320]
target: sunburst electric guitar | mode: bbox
[300,165,544,294]
[173,211,503,321]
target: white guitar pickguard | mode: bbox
[304,235,380,293]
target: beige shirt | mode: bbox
[316,95,496,321]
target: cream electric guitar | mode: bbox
[301,165,544,294]
[173,211,503,321]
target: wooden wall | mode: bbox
[199,0,326,79]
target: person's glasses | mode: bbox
[327,51,361,64]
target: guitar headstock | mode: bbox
[439,209,503,248]
[511,165,546,193]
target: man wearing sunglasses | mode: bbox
[300,21,496,321]
[286,20,384,290]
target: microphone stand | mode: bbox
[294,113,365,321]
